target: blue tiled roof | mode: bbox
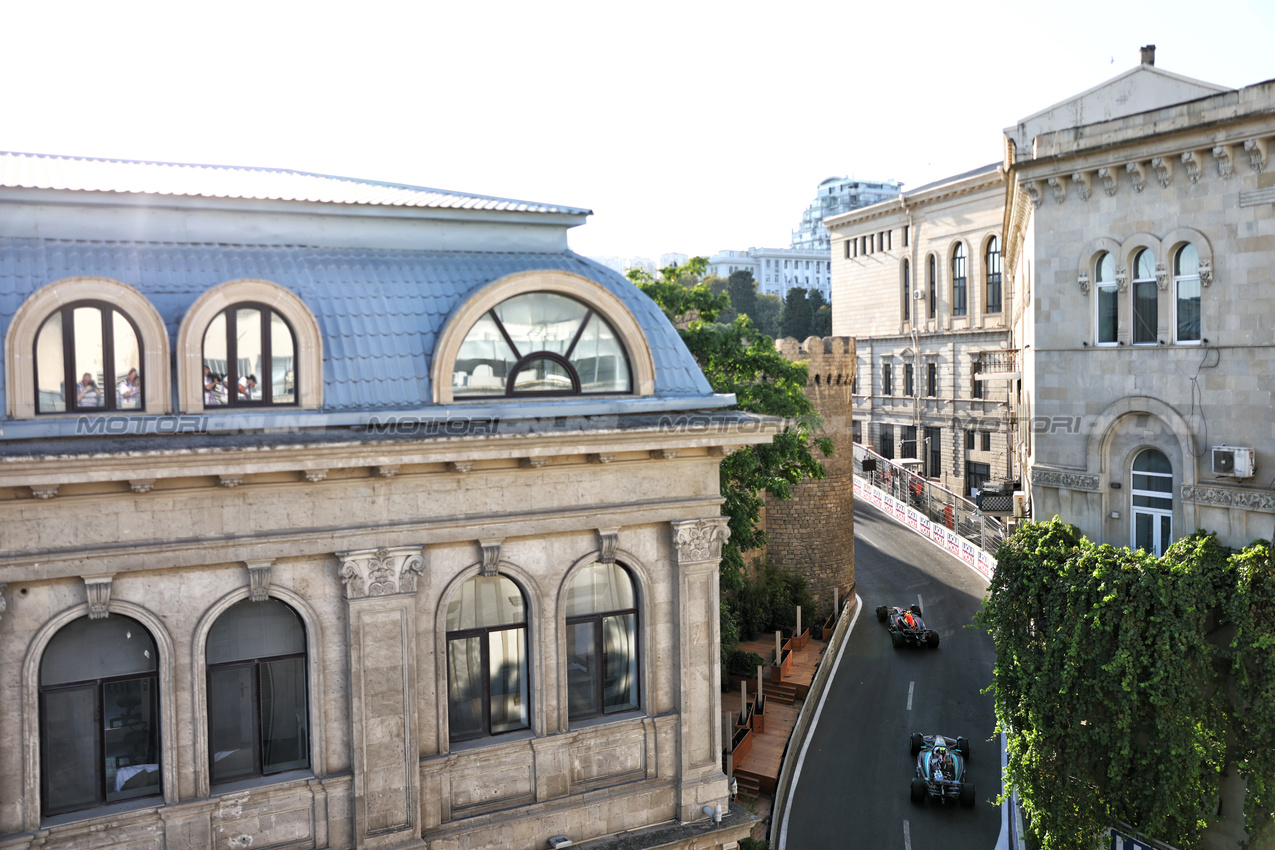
[0,239,713,416]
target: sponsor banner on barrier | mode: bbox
[852,474,998,581]
[1107,828,1159,850]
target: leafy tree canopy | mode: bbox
[979,518,1275,849]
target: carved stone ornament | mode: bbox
[1097,166,1118,196]
[1181,483,1275,513]
[1155,262,1168,291]
[1125,162,1146,193]
[1021,180,1042,209]
[597,527,621,565]
[1071,171,1091,202]
[376,465,400,478]
[479,539,503,577]
[1245,137,1267,173]
[245,559,274,602]
[650,448,679,460]
[130,479,156,493]
[1047,176,1067,204]
[30,485,58,500]
[1115,266,1129,293]
[521,457,548,469]
[302,469,328,483]
[83,574,114,619]
[1151,156,1172,188]
[1031,469,1100,492]
[448,461,474,473]
[219,475,242,488]
[1181,151,1202,183]
[337,546,424,599]
[672,517,731,564]
[1199,259,1213,287]
[1212,145,1234,178]
[1077,272,1091,294]
[588,453,616,464]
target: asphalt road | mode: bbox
[779,501,1002,850]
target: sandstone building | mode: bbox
[1003,47,1275,552]
[826,165,1017,499]
[0,153,772,849]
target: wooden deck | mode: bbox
[723,633,829,800]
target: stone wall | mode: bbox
[764,336,857,613]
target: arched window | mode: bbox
[202,304,297,406]
[1132,249,1158,345]
[565,562,639,719]
[927,255,937,320]
[34,302,142,414]
[1095,252,1119,345]
[40,615,161,815]
[1174,244,1201,343]
[985,237,1002,314]
[446,574,530,741]
[1131,448,1173,556]
[902,259,911,322]
[951,244,968,317]
[206,599,309,785]
[452,292,631,397]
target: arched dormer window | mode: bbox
[201,304,297,406]
[34,302,143,414]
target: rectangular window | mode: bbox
[904,363,914,397]
[887,230,893,251]
[1097,284,1119,344]
[982,431,992,452]
[966,430,976,451]
[901,425,917,459]
[903,225,910,247]
[845,241,851,259]
[852,420,862,444]
[926,427,942,477]
[882,363,893,396]
[880,424,895,460]
[952,254,968,317]
[926,362,937,397]
[928,257,937,320]
[1133,281,1158,344]
[972,361,984,399]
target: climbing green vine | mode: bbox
[978,518,1275,849]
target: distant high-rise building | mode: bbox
[659,252,689,269]
[792,177,903,251]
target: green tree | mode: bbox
[978,519,1275,850]
[726,270,760,320]
[751,292,782,338]
[779,287,814,340]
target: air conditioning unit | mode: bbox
[1212,446,1255,479]
[914,290,925,300]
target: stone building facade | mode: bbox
[765,336,857,606]
[826,165,1017,499]
[0,153,772,849]
[1003,48,1275,552]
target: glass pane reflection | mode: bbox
[73,306,104,408]
[36,311,66,412]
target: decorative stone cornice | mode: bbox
[30,485,58,500]
[1031,469,1100,492]
[479,539,503,577]
[588,453,616,464]
[672,517,731,564]
[1047,176,1066,204]
[245,559,274,602]
[1021,180,1042,209]
[1244,138,1267,173]
[1151,156,1172,188]
[1199,259,1213,287]
[218,475,242,488]
[1212,145,1234,178]
[302,469,328,483]
[1181,151,1202,183]
[650,448,679,460]
[130,479,156,493]
[1071,171,1091,202]
[448,461,474,473]
[521,457,548,469]
[83,574,114,619]
[1182,483,1275,513]
[337,546,424,599]
[1125,162,1146,193]
[1155,262,1169,291]
[1077,272,1090,294]
[597,527,621,565]
[376,465,400,478]
[1115,266,1128,293]
[1097,166,1118,196]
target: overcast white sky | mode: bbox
[4,1,1274,261]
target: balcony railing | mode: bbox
[975,350,1019,379]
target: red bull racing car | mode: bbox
[910,732,974,807]
[876,604,940,649]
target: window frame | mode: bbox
[985,236,1002,314]
[563,562,641,722]
[33,300,145,415]
[925,426,942,478]
[926,362,937,397]
[882,362,893,396]
[1094,251,1120,346]
[927,255,937,320]
[951,243,968,317]
[1131,249,1159,345]
[444,574,532,744]
[200,302,299,409]
[1173,243,1202,344]
[902,259,911,322]
[903,362,914,397]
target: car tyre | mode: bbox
[927,631,940,648]
[960,781,975,808]
[911,778,927,804]
[891,630,903,648]
[910,732,924,756]
[876,606,888,622]
[956,736,970,759]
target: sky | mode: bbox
[4,1,1275,262]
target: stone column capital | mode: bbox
[671,517,731,565]
[336,546,424,599]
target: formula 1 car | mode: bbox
[909,733,974,807]
[875,604,940,648]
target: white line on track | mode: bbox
[907,680,914,711]
[917,593,924,612]
[904,818,912,850]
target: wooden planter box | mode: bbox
[752,697,766,733]
[793,627,810,650]
[730,724,753,763]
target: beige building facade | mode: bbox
[0,153,771,849]
[827,165,1017,498]
[1003,49,1275,552]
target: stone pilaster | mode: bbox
[670,517,731,821]
[337,546,424,848]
